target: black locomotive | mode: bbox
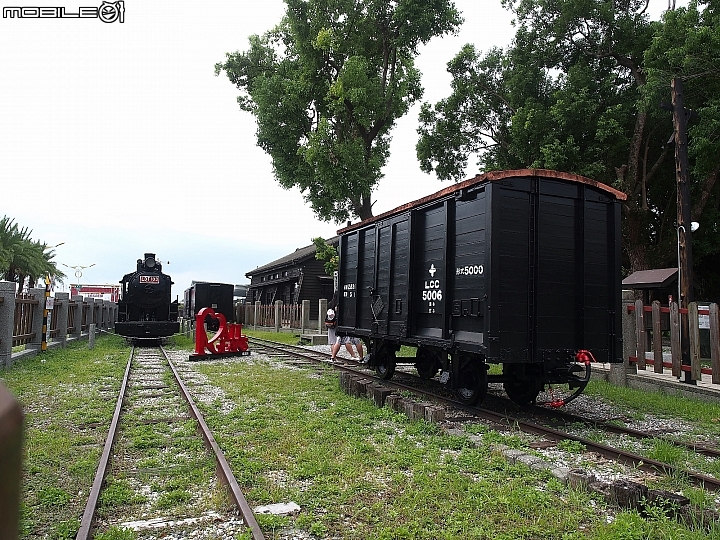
[116,253,179,339]
[336,170,625,406]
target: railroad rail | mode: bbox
[77,345,264,540]
[248,337,720,492]
[527,403,720,460]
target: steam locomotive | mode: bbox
[116,253,179,340]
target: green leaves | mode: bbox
[0,216,65,288]
[217,0,462,223]
[417,0,720,292]
[312,236,338,274]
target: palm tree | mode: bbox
[0,216,66,289]
[0,216,14,271]
[27,242,65,288]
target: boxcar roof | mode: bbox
[338,169,627,234]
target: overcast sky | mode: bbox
[0,0,676,298]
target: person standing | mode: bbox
[325,307,339,360]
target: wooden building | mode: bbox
[245,237,337,321]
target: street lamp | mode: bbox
[62,263,96,286]
[677,221,699,307]
[676,221,699,384]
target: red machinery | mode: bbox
[190,307,249,360]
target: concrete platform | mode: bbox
[300,334,328,345]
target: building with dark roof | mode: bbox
[245,237,338,321]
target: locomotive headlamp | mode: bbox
[145,255,156,268]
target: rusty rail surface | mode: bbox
[162,347,265,540]
[76,347,265,540]
[76,346,134,539]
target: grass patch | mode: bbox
[166,333,194,350]
[155,489,192,509]
[190,354,715,539]
[557,439,587,454]
[0,335,130,539]
[99,479,147,508]
[93,527,136,540]
[585,380,720,433]
[244,329,301,345]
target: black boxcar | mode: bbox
[336,170,625,406]
[185,282,235,325]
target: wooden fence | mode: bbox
[12,293,38,347]
[252,303,305,329]
[627,300,719,385]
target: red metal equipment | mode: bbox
[190,307,249,360]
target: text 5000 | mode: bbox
[456,265,484,276]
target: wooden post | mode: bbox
[670,301,681,377]
[673,78,695,384]
[652,301,663,373]
[710,303,720,385]
[688,302,701,381]
[635,300,646,370]
[274,300,282,333]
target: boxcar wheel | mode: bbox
[456,360,487,406]
[503,380,541,406]
[415,348,440,380]
[375,352,396,380]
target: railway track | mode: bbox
[249,337,720,492]
[77,345,264,540]
[525,402,720,460]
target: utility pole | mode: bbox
[672,77,695,384]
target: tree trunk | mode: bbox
[355,192,373,221]
[623,205,650,273]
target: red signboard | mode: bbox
[139,275,160,284]
[70,284,121,302]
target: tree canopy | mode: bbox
[0,216,65,290]
[216,0,462,223]
[312,236,338,274]
[416,0,720,298]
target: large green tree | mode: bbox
[216,0,462,223]
[417,0,720,297]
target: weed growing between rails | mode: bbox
[181,348,718,539]
[0,335,130,540]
